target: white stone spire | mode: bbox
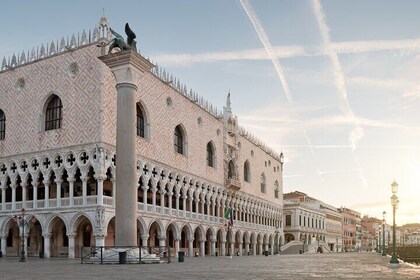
[225,91,232,113]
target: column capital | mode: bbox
[43,233,52,238]
[141,234,149,240]
[99,50,154,85]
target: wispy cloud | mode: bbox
[153,46,307,66]
[239,0,316,159]
[152,38,420,67]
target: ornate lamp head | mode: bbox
[382,211,386,221]
[391,181,398,194]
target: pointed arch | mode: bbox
[206,141,216,167]
[243,160,250,182]
[228,160,235,179]
[136,102,150,139]
[260,173,266,193]
[44,213,68,235]
[43,94,63,131]
[0,108,5,140]
[274,180,279,198]
[174,124,187,155]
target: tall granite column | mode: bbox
[100,50,154,246]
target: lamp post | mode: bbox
[389,181,400,267]
[382,211,386,256]
[13,208,27,262]
[301,235,306,254]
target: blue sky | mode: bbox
[2,0,420,225]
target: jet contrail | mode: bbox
[239,0,316,158]
[311,0,368,187]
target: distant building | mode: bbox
[283,191,342,252]
[361,216,381,251]
[340,207,361,252]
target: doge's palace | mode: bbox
[0,17,284,259]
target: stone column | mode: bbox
[253,242,257,255]
[199,240,205,257]
[238,242,243,256]
[95,235,106,247]
[141,234,149,248]
[111,179,116,207]
[142,185,148,211]
[11,183,16,210]
[22,182,27,209]
[245,242,250,255]
[258,242,263,255]
[168,191,173,215]
[160,189,165,215]
[188,238,194,257]
[43,234,51,258]
[174,238,180,257]
[151,184,157,213]
[230,241,234,256]
[175,193,180,216]
[81,176,87,206]
[100,51,153,247]
[33,183,38,209]
[211,239,216,256]
[182,195,187,217]
[55,179,62,207]
[96,177,104,205]
[221,240,226,256]
[189,195,193,215]
[44,182,50,208]
[68,178,74,207]
[68,233,75,258]
[195,198,199,218]
[1,235,6,256]
[1,187,6,211]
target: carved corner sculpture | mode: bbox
[108,23,137,54]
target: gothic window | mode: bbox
[274,180,279,198]
[174,125,186,155]
[206,142,215,167]
[244,160,250,182]
[228,160,235,179]
[285,215,291,226]
[136,103,145,137]
[260,173,266,193]
[0,109,5,140]
[45,95,62,131]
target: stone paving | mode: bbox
[0,252,419,280]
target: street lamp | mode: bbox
[316,236,320,253]
[13,208,27,262]
[382,211,386,256]
[389,181,400,267]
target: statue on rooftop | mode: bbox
[108,23,137,54]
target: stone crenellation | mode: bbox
[238,125,282,160]
[0,25,107,72]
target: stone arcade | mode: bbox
[0,17,284,259]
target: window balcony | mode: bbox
[226,178,241,191]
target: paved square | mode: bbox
[0,253,419,280]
